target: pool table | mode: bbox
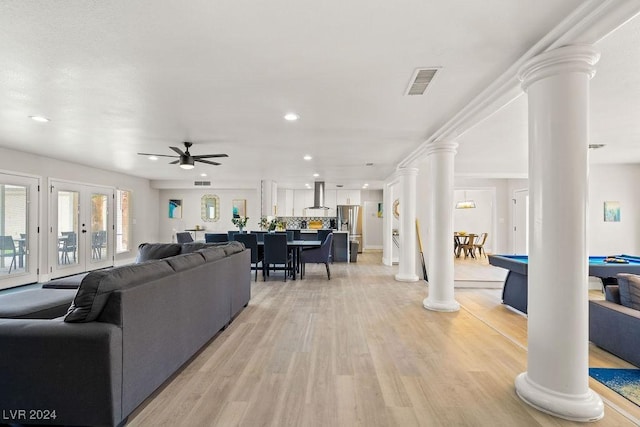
[488,254,640,314]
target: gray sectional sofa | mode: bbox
[589,273,640,367]
[0,241,250,427]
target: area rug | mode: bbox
[589,368,640,406]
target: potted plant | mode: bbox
[231,216,249,233]
[259,216,278,232]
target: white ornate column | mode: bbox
[395,167,419,282]
[423,141,459,312]
[515,45,602,421]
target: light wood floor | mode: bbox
[129,252,639,426]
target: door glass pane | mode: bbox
[91,193,108,262]
[116,189,130,253]
[0,184,27,276]
[58,191,79,266]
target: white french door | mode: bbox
[0,173,39,289]
[50,180,114,278]
[513,189,529,254]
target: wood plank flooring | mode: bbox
[128,253,638,426]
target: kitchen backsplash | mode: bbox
[282,216,336,229]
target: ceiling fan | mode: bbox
[138,142,229,170]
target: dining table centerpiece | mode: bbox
[232,216,249,233]
[259,216,279,232]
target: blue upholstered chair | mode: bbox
[233,233,264,281]
[251,231,267,242]
[301,233,333,280]
[0,235,17,273]
[205,233,228,243]
[317,229,332,243]
[263,233,293,282]
[228,230,241,241]
[287,229,301,240]
[176,232,194,244]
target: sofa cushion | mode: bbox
[42,272,90,289]
[223,241,245,255]
[180,242,225,254]
[165,252,206,272]
[616,273,640,310]
[65,260,175,322]
[605,285,621,304]
[197,246,227,262]
[0,288,78,319]
[135,243,182,263]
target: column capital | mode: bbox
[518,45,600,91]
[395,166,419,177]
[424,140,458,156]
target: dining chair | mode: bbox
[204,233,228,243]
[176,232,194,244]
[0,235,17,273]
[287,229,301,240]
[459,234,477,259]
[473,232,488,258]
[263,233,293,282]
[233,233,264,281]
[251,231,267,242]
[228,230,241,241]
[316,230,334,263]
[301,233,333,279]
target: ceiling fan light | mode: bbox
[179,155,194,169]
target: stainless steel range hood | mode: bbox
[308,181,329,209]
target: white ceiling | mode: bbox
[0,1,637,189]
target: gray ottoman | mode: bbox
[0,288,77,319]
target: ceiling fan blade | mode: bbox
[137,153,179,158]
[193,154,229,159]
[196,159,221,166]
[169,160,180,164]
[170,146,185,156]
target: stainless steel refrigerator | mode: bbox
[336,205,362,258]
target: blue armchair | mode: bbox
[301,233,333,279]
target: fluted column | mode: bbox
[515,45,603,422]
[395,167,419,282]
[423,141,459,312]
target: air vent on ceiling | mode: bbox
[405,68,439,96]
[588,144,606,150]
[194,181,211,186]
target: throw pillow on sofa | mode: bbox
[136,243,182,263]
[65,260,175,322]
[616,273,640,310]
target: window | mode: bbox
[116,189,131,253]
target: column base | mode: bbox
[382,256,392,266]
[423,297,460,312]
[515,372,604,422]
[395,273,419,282]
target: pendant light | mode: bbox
[455,191,476,209]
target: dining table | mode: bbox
[258,239,321,280]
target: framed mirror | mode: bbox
[201,194,220,222]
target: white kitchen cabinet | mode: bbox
[324,189,337,216]
[276,188,294,216]
[336,189,360,206]
[293,189,313,216]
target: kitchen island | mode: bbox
[299,230,350,262]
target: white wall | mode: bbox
[361,189,383,249]
[157,187,260,242]
[589,164,640,255]
[0,146,159,277]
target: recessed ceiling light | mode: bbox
[200,173,207,177]
[303,155,312,161]
[148,155,158,161]
[29,115,49,122]
[312,173,319,177]
[284,113,300,121]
